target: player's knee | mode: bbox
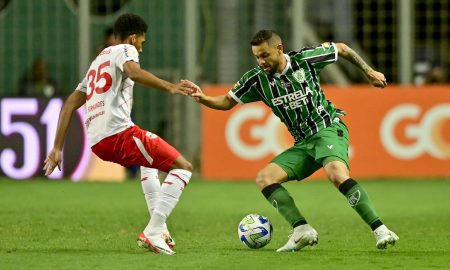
[178,161,193,172]
[170,157,194,172]
[324,162,348,186]
[255,170,272,190]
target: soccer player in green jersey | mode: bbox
[188,30,399,252]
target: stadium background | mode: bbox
[0,0,448,180]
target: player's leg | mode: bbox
[257,163,307,230]
[323,160,399,249]
[116,127,190,254]
[146,155,192,238]
[91,127,180,254]
[140,156,192,225]
[139,156,192,249]
[143,140,193,255]
[324,159,383,227]
[316,121,398,249]
[258,146,320,252]
[140,167,160,217]
[139,167,175,249]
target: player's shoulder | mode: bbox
[111,44,138,56]
[230,68,261,92]
[240,67,263,82]
[288,45,316,57]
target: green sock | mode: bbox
[261,183,307,227]
[339,178,380,227]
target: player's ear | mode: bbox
[276,43,284,54]
[129,34,136,45]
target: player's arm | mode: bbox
[335,42,387,88]
[123,61,191,95]
[43,91,86,176]
[186,82,237,110]
[195,93,237,111]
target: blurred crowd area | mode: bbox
[0,0,448,135]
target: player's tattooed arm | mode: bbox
[335,43,387,88]
[336,43,372,73]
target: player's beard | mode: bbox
[262,60,279,76]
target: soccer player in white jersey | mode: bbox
[43,14,194,255]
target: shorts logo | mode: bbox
[347,190,360,206]
[146,131,158,139]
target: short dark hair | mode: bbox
[250,30,281,46]
[104,27,114,38]
[113,13,148,41]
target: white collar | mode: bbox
[274,54,291,77]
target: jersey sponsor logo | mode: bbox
[293,68,306,83]
[271,87,313,110]
[85,110,105,129]
[380,104,450,159]
[347,190,360,206]
[280,81,291,87]
[87,101,105,113]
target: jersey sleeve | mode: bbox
[116,44,140,72]
[228,73,261,104]
[75,77,88,93]
[297,42,338,72]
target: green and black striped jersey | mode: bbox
[228,42,345,144]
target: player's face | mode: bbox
[131,34,146,54]
[252,42,283,75]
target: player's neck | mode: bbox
[277,55,288,74]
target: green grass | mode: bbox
[1,178,449,269]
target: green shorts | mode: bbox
[272,120,350,181]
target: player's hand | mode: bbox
[367,70,387,88]
[43,148,62,176]
[179,80,200,94]
[170,82,191,96]
[180,80,205,102]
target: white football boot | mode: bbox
[276,224,319,252]
[373,225,399,249]
[137,232,176,255]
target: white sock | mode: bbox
[147,169,192,235]
[140,167,169,234]
[140,166,160,216]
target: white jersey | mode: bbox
[76,44,139,146]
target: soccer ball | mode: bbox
[238,214,273,249]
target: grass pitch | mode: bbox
[0,178,449,270]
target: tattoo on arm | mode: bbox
[341,46,372,74]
